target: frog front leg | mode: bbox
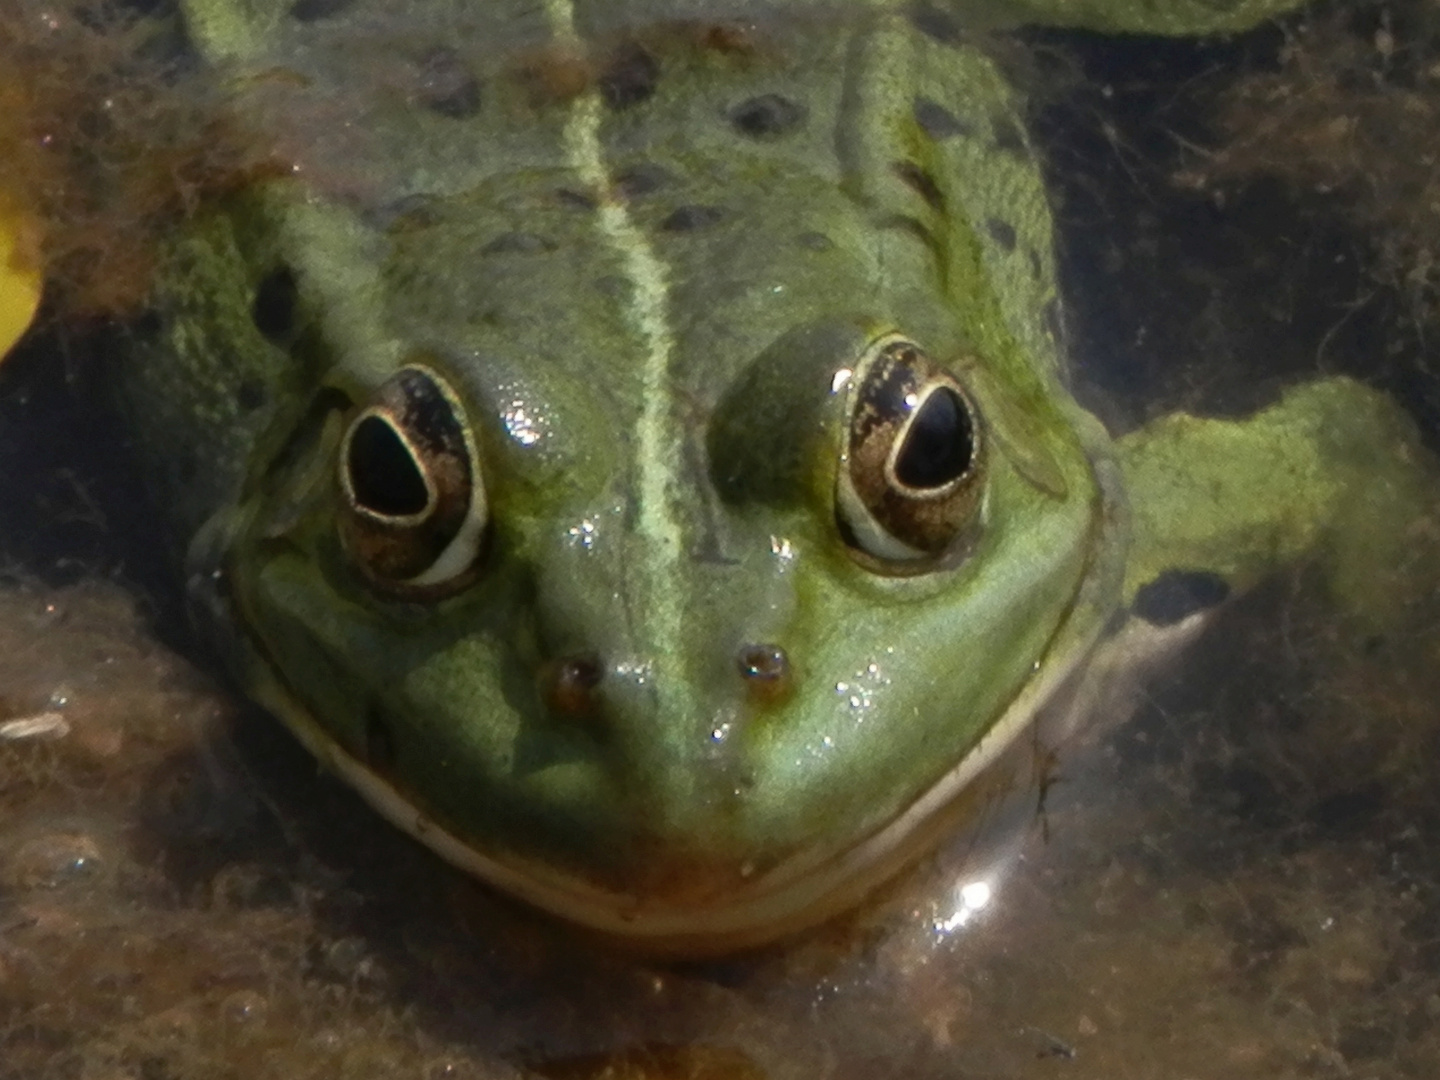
[1117,378,1440,632]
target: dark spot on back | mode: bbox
[482,232,556,255]
[289,0,351,21]
[614,163,674,199]
[1028,247,1043,280]
[251,267,298,343]
[728,94,807,138]
[985,218,1017,252]
[599,43,659,109]
[887,214,941,257]
[907,3,963,44]
[594,275,629,301]
[797,231,833,252]
[893,161,944,211]
[415,47,481,118]
[661,205,727,232]
[991,116,1028,155]
[913,97,971,139]
[237,378,267,413]
[555,188,598,211]
[383,194,442,230]
[1133,570,1230,626]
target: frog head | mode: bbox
[159,151,1117,951]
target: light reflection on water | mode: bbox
[933,878,993,935]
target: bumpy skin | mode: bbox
[117,0,1438,949]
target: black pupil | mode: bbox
[348,416,429,517]
[894,387,973,489]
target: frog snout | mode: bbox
[527,639,799,871]
[536,643,794,721]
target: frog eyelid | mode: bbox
[405,457,489,587]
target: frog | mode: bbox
[89,0,1440,954]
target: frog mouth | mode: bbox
[252,580,1104,954]
[239,452,1127,956]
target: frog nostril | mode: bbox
[736,643,792,705]
[541,653,605,718]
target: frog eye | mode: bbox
[337,364,487,594]
[835,334,984,568]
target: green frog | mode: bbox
[113,0,1440,953]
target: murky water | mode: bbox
[2,3,1439,1078]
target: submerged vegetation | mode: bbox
[1194,5,1440,329]
[0,0,264,319]
[1170,1,1440,444]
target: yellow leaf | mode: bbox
[0,208,42,361]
